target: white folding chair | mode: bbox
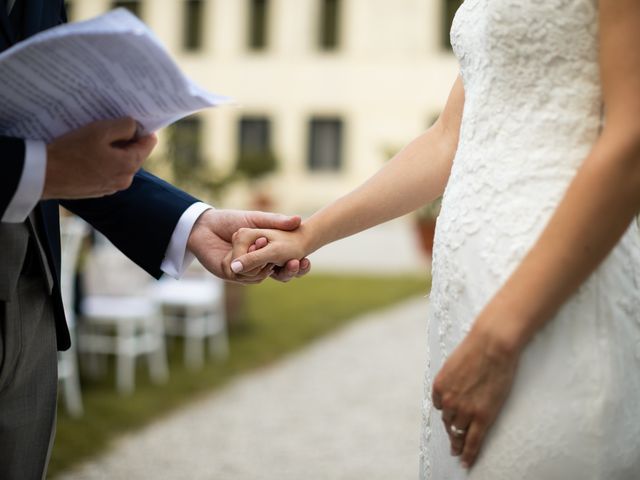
[77,243,168,395]
[58,215,87,417]
[152,275,228,369]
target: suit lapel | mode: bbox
[0,0,62,49]
[0,1,16,47]
[38,200,61,282]
[22,0,41,39]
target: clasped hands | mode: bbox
[187,210,311,284]
[225,223,311,282]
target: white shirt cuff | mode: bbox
[160,202,213,279]
[2,140,47,223]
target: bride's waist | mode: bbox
[456,107,601,165]
[433,207,640,293]
[443,163,578,208]
[460,89,602,141]
[436,175,572,256]
[454,139,594,171]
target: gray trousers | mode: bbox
[0,229,58,480]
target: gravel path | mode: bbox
[57,296,429,480]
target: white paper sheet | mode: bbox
[0,9,230,142]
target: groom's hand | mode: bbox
[229,226,310,280]
[187,209,311,283]
[43,117,156,200]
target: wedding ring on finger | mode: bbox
[450,425,467,438]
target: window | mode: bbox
[319,0,340,51]
[308,118,343,171]
[248,0,269,51]
[183,0,203,51]
[442,0,463,50]
[239,117,271,156]
[168,116,203,176]
[236,117,276,178]
[111,0,141,18]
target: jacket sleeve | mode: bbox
[0,136,26,221]
[61,170,200,279]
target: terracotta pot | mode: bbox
[251,192,274,212]
[415,219,437,257]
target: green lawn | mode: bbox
[49,273,428,477]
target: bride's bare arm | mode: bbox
[431,0,640,468]
[230,75,465,271]
[300,75,464,253]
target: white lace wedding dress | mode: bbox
[420,1,640,479]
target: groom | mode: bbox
[0,1,308,478]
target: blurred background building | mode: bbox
[66,0,460,214]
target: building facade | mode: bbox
[67,0,460,212]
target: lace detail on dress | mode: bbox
[430,0,602,377]
[420,1,640,478]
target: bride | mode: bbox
[228,1,640,478]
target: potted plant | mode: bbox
[414,196,442,257]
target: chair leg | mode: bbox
[116,353,136,395]
[58,350,84,418]
[148,320,169,384]
[116,322,136,395]
[79,326,107,378]
[63,355,84,417]
[184,315,205,370]
[208,312,229,360]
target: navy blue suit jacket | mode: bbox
[0,0,199,350]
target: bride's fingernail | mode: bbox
[231,261,243,273]
[461,461,470,469]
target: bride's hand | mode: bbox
[242,237,311,282]
[431,316,522,469]
[229,226,310,276]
